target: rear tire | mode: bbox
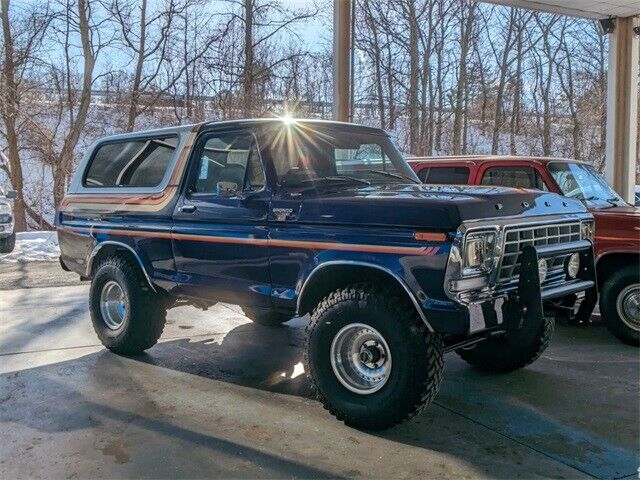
[0,233,16,253]
[304,283,443,431]
[600,266,640,347]
[89,255,167,355]
[457,316,554,372]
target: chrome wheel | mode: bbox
[617,284,640,331]
[330,323,392,395]
[100,280,127,330]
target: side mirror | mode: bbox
[5,190,16,200]
[216,181,238,197]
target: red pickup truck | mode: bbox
[409,156,639,346]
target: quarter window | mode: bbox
[481,166,547,191]
[84,136,177,188]
[192,132,264,195]
[419,166,470,184]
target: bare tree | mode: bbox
[0,0,52,231]
[452,0,475,154]
[110,0,230,131]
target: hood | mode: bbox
[294,184,588,230]
[589,204,640,217]
[590,204,640,243]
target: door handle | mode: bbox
[179,205,197,213]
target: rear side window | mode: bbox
[419,166,470,184]
[84,136,177,188]
[481,166,547,190]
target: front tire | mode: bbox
[304,284,443,431]
[0,233,16,253]
[89,255,167,355]
[457,316,554,372]
[600,266,640,346]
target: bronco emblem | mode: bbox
[272,208,294,221]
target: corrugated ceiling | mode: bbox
[477,1,640,19]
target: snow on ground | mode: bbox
[0,231,60,263]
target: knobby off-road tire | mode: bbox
[0,233,16,253]
[304,283,443,431]
[89,255,167,355]
[600,266,640,347]
[456,316,554,372]
[243,307,290,326]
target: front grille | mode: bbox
[497,222,581,288]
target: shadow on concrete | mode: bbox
[1,317,637,478]
[139,320,311,397]
[135,320,640,478]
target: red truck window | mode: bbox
[419,166,470,184]
[480,166,547,191]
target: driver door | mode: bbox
[172,128,272,307]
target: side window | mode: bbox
[84,136,177,188]
[418,167,430,182]
[481,166,546,190]
[422,166,470,184]
[533,170,549,191]
[335,143,386,173]
[192,132,264,195]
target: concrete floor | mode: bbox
[0,260,82,290]
[0,283,638,479]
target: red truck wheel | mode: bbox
[600,266,640,347]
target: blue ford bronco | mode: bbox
[57,119,596,430]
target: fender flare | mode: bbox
[86,240,157,293]
[296,260,434,332]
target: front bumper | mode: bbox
[0,222,14,238]
[431,240,596,337]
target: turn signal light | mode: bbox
[414,232,447,242]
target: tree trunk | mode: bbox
[509,20,523,155]
[0,0,27,231]
[491,10,516,155]
[242,0,254,117]
[54,0,96,207]
[453,2,475,155]
[407,1,420,154]
[126,0,147,132]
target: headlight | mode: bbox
[580,221,594,242]
[463,231,496,275]
[566,253,580,278]
[0,203,10,215]
[537,258,548,283]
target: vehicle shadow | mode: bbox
[134,318,638,479]
[138,318,312,398]
[1,316,637,478]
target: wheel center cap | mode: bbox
[360,344,382,365]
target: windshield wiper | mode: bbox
[322,176,371,186]
[582,195,620,207]
[364,169,419,184]
[282,176,371,192]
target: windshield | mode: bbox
[548,162,625,206]
[262,121,419,188]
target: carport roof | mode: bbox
[477,1,640,19]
